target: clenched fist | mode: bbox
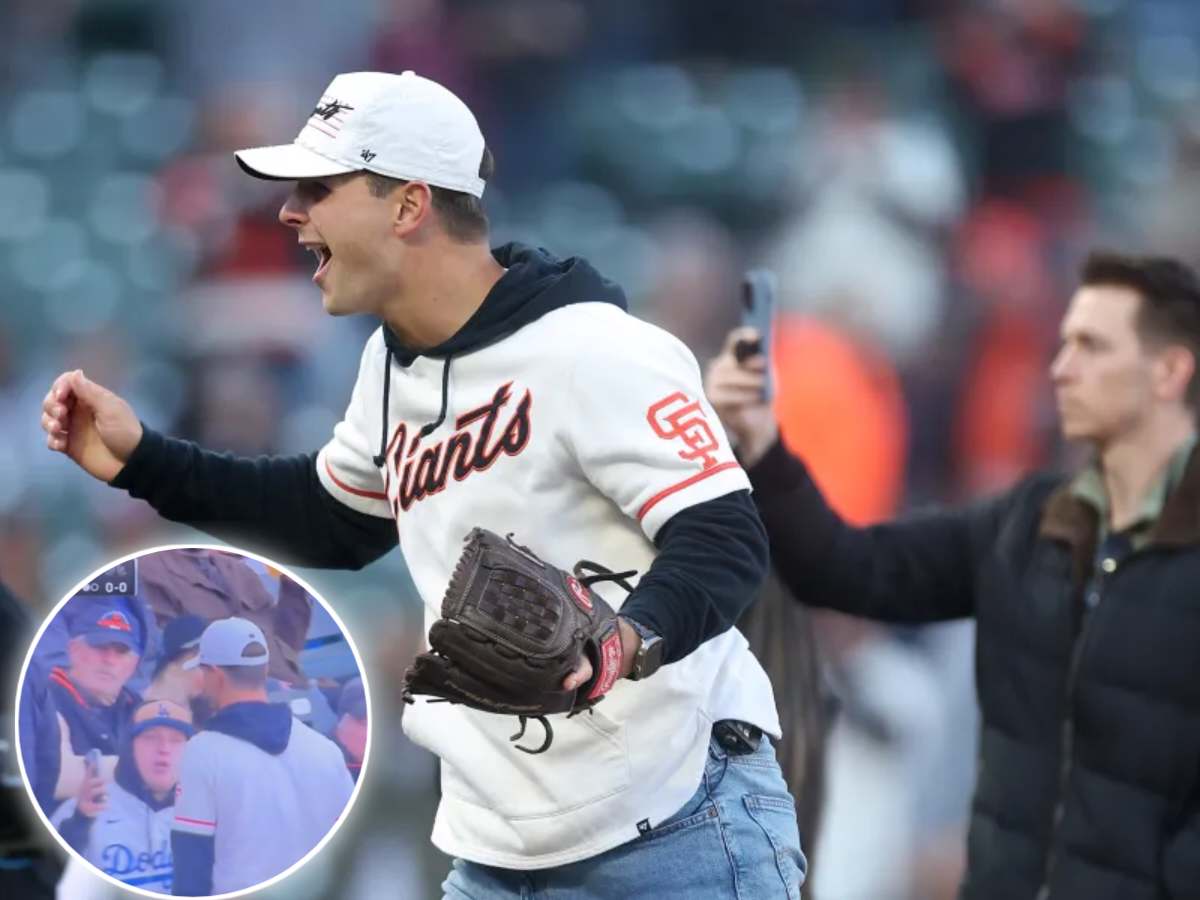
[41,370,142,483]
[704,327,779,468]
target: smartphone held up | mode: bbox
[735,269,778,403]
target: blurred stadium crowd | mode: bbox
[4,0,1200,897]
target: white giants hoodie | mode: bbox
[318,243,781,868]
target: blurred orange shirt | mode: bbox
[772,316,908,525]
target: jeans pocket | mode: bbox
[743,794,806,900]
[725,732,784,771]
[704,737,730,796]
[638,804,720,844]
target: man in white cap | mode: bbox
[170,617,352,895]
[42,71,801,897]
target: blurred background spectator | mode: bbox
[4,0,1195,896]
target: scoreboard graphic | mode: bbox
[75,561,138,598]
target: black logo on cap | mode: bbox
[360,149,376,162]
[312,100,354,121]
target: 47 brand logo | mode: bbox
[647,392,722,470]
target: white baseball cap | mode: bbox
[184,617,270,669]
[235,70,488,197]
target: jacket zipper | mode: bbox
[1036,571,1101,900]
[1037,543,1150,899]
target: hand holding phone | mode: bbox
[77,749,108,818]
[703,270,781,469]
[735,269,777,402]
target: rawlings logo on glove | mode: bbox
[401,528,632,754]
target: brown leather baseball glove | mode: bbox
[402,528,628,754]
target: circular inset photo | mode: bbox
[14,545,371,898]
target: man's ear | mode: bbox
[1155,344,1197,405]
[393,181,434,237]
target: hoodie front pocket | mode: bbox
[415,702,632,820]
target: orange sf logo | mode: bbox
[647,392,722,470]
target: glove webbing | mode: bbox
[505,560,638,754]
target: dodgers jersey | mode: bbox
[171,702,353,893]
[53,780,175,892]
[316,245,781,868]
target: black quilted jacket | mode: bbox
[748,439,1200,900]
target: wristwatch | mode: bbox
[620,616,665,681]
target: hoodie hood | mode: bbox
[381,242,627,365]
[371,242,627,465]
[204,701,293,755]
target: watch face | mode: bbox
[636,635,665,678]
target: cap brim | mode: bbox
[83,632,139,652]
[183,655,268,669]
[131,718,195,739]
[234,143,357,181]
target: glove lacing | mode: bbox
[505,559,638,755]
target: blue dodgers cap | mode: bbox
[338,677,367,720]
[69,597,143,654]
[130,698,195,739]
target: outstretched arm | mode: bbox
[746,437,1004,622]
[706,328,1009,623]
[112,428,396,569]
[41,370,396,569]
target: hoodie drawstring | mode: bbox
[372,348,394,468]
[419,355,454,439]
[373,351,454,469]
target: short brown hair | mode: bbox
[1080,250,1200,405]
[364,146,494,243]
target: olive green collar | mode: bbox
[1069,434,1197,542]
[1039,433,1200,583]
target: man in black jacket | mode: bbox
[704,251,1200,900]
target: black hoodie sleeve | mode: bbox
[110,427,397,570]
[618,489,768,665]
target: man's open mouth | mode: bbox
[308,243,332,281]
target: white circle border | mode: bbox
[13,542,375,900]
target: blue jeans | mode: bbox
[442,730,806,899]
